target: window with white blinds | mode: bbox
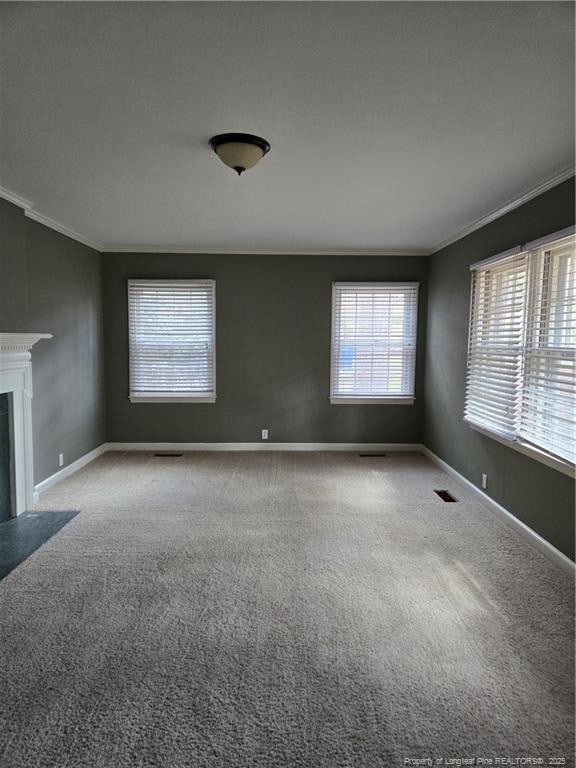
[330,282,419,404]
[520,237,575,462]
[465,229,575,467]
[128,280,216,403]
[465,250,528,439]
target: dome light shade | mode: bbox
[209,133,270,175]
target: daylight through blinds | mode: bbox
[128,280,216,401]
[465,231,575,464]
[330,283,418,401]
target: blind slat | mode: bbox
[128,280,216,400]
[464,235,575,464]
[519,240,576,460]
[330,282,418,399]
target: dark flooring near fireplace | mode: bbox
[0,510,78,580]
[0,393,12,523]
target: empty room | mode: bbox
[0,2,574,766]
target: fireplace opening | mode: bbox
[0,392,15,522]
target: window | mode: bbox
[465,228,575,468]
[128,280,216,403]
[330,282,419,404]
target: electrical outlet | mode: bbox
[58,453,64,467]
[261,429,269,441]
[481,473,487,490]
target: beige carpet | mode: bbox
[0,451,573,767]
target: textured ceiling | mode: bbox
[0,1,574,253]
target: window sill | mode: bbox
[466,420,575,478]
[330,396,415,405]
[129,395,216,404]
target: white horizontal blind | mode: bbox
[520,237,575,462]
[330,283,418,401]
[128,280,215,401]
[465,253,528,438]
[465,231,576,466]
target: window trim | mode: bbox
[467,421,575,478]
[329,281,419,405]
[330,396,415,405]
[464,226,576,475]
[127,278,217,404]
[129,395,217,404]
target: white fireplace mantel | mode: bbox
[0,332,52,515]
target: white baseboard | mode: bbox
[32,439,573,575]
[32,441,420,500]
[34,443,109,500]
[421,446,575,576]
[106,441,421,453]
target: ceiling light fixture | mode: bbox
[209,133,270,176]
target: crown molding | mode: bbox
[24,208,101,251]
[0,185,102,251]
[2,165,574,258]
[99,246,430,256]
[0,186,32,211]
[430,165,575,255]
[0,185,428,255]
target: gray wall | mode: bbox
[424,178,575,560]
[3,180,573,559]
[0,198,106,483]
[103,254,428,444]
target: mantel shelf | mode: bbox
[0,333,53,354]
